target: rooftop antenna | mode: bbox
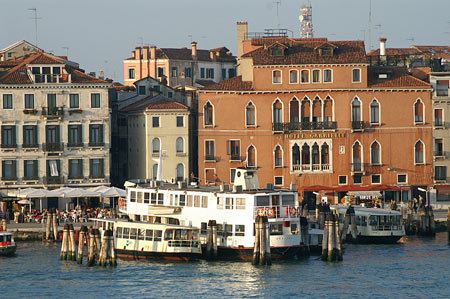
[28,8,41,47]
[62,47,69,58]
[273,0,281,30]
[299,0,313,38]
[368,0,372,50]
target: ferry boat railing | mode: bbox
[168,240,200,248]
[253,205,301,219]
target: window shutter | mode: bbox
[33,126,38,144]
[13,161,16,178]
[1,161,4,177]
[90,159,93,177]
[56,126,60,142]
[79,159,83,177]
[89,125,92,143]
[34,160,38,177]
[78,125,83,142]
[12,126,16,145]
[100,159,104,177]
[100,125,104,143]
[227,140,231,155]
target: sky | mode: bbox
[1,0,450,83]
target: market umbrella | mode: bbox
[17,189,61,212]
[58,188,100,210]
[18,199,32,205]
[100,187,126,198]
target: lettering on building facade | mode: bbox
[283,132,346,140]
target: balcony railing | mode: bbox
[23,176,39,181]
[43,176,63,185]
[351,121,366,131]
[272,121,337,132]
[351,163,364,172]
[88,141,105,147]
[434,151,446,158]
[292,163,330,172]
[43,142,64,152]
[205,155,216,162]
[433,176,448,182]
[42,107,64,117]
[1,143,17,149]
[230,155,241,161]
[1,176,17,181]
[22,143,39,149]
[67,142,84,148]
[68,175,84,180]
[89,174,105,179]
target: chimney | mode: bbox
[236,21,248,59]
[191,41,197,59]
[150,45,156,59]
[143,46,149,60]
[135,46,141,59]
[379,37,387,56]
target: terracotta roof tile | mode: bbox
[251,37,328,46]
[195,79,216,87]
[146,98,189,110]
[200,76,253,91]
[125,47,235,63]
[368,68,431,88]
[242,40,367,65]
[367,48,421,56]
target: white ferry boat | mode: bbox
[0,229,16,256]
[121,168,304,260]
[332,205,405,243]
[92,218,202,261]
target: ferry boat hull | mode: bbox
[0,245,16,256]
[202,245,302,261]
[116,249,200,262]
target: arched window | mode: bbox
[371,141,380,164]
[301,143,310,165]
[247,145,256,167]
[312,143,320,165]
[352,141,362,171]
[273,99,283,124]
[414,99,424,123]
[246,102,256,126]
[152,138,160,154]
[152,164,158,180]
[292,144,300,166]
[274,145,283,167]
[204,102,213,126]
[312,97,321,123]
[323,97,333,123]
[176,163,184,181]
[321,143,329,167]
[370,99,380,124]
[301,98,310,123]
[289,98,299,123]
[352,97,361,122]
[415,140,424,164]
[176,137,184,153]
[289,70,298,84]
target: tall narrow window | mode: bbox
[24,94,34,109]
[69,94,79,108]
[312,70,320,83]
[323,98,333,123]
[312,98,321,123]
[128,68,135,79]
[176,137,184,153]
[289,70,298,84]
[91,93,100,108]
[24,160,38,179]
[1,125,16,148]
[204,102,213,126]
[435,138,444,156]
[301,143,310,166]
[274,145,282,167]
[227,140,240,161]
[272,70,281,84]
[152,164,158,180]
[23,125,38,147]
[371,141,380,165]
[90,159,104,178]
[289,98,299,123]
[68,125,82,146]
[370,100,380,124]
[323,69,332,83]
[68,159,83,179]
[414,99,424,123]
[311,143,320,165]
[247,145,256,167]
[292,144,300,167]
[3,94,12,109]
[321,143,329,166]
[352,98,361,121]
[434,109,443,126]
[47,94,57,112]
[176,163,184,181]
[352,69,361,82]
[415,140,424,164]
[352,142,362,171]
[273,100,282,124]
[301,98,310,122]
[205,140,215,161]
[301,70,309,83]
[246,102,256,126]
[89,124,103,146]
[152,138,160,154]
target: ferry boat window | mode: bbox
[179,195,186,206]
[282,195,295,206]
[361,216,367,226]
[168,218,179,225]
[236,198,246,209]
[145,230,153,241]
[201,222,207,234]
[225,224,232,237]
[256,196,269,206]
[187,195,193,207]
[138,229,145,240]
[270,223,283,235]
[271,195,280,217]
[130,228,137,239]
[6,235,11,242]
[217,224,224,236]
[217,197,225,209]
[170,194,173,205]
[225,197,234,209]
[235,225,245,236]
[151,193,157,204]
[175,194,179,206]
[137,192,143,203]
[164,229,174,240]
[201,196,208,208]
[123,227,130,239]
[158,194,164,204]
[144,192,150,204]
[154,217,161,224]
[154,230,162,241]
[130,191,137,202]
[290,223,298,234]
[0,235,3,242]
[116,227,123,238]
[194,195,201,207]
[369,216,377,226]
[356,216,361,226]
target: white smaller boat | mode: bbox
[92,217,202,261]
[0,228,16,256]
[332,205,405,244]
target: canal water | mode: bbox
[2,233,450,298]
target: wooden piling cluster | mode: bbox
[405,206,435,236]
[61,225,117,267]
[321,213,342,262]
[340,206,358,242]
[252,215,271,266]
[205,220,218,260]
[45,208,59,241]
[299,216,310,256]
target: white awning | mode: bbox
[347,191,382,197]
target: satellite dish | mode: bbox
[299,15,304,22]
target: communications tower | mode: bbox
[299,1,313,38]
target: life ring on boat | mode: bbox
[265,208,274,217]
[290,206,297,216]
[118,198,124,207]
[256,208,265,216]
[296,207,301,216]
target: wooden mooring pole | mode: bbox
[77,226,87,264]
[322,213,342,262]
[60,224,69,260]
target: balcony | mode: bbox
[1,176,17,181]
[434,151,446,158]
[22,143,39,149]
[89,174,105,179]
[272,121,337,132]
[67,142,84,148]
[351,121,366,131]
[291,163,330,172]
[23,176,39,181]
[230,155,241,162]
[205,155,216,162]
[88,141,105,147]
[42,107,64,119]
[33,74,70,84]
[433,176,448,183]
[1,143,17,149]
[43,176,63,185]
[43,143,64,152]
[351,163,365,174]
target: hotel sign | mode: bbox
[283,132,346,139]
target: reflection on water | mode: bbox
[1,233,449,298]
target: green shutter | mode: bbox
[56,126,60,143]
[100,125,104,143]
[13,161,16,178]
[34,126,38,144]
[89,159,93,177]
[89,125,92,143]
[100,159,104,177]
[2,161,4,177]
[79,125,83,143]
[79,159,83,177]
[34,160,38,177]
[12,126,16,145]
